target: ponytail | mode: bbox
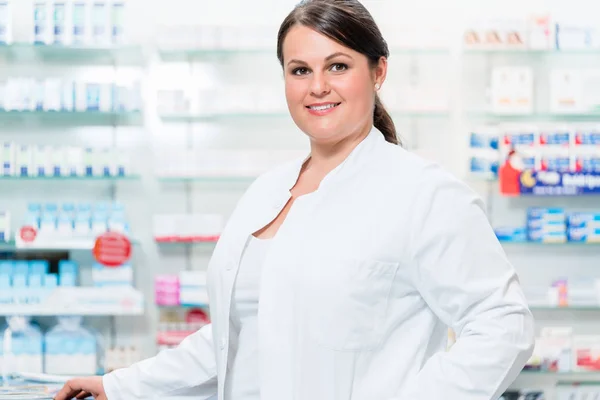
[374,95,399,145]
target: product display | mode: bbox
[490,67,534,115]
[155,271,208,307]
[0,77,141,113]
[156,308,210,352]
[1,143,133,178]
[0,211,10,242]
[156,25,274,51]
[550,69,600,114]
[495,207,600,243]
[464,15,600,51]
[154,149,304,178]
[157,85,285,116]
[153,213,223,243]
[32,0,126,46]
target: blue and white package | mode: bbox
[92,261,133,287]
[72,1,87,45]
[494,227,527,242]
[33,1,49,45]
[540,156,571,172]
[58,260,78,287]
[91,212,107,235]
[53,1,67,44]
[91,1,108,45]
[0,1,12,45]
[39,211,57,234]
[574,155,600,172]
[528,229,567,243]
[568,227,600,242]
[540,130,571,147]
[567,213,600,229]
[86,83,100,111]
[28,260,48,276]
[575,130,600,146]
[502,131,537,149]
[111,2,124,44]
[2,142,14,176]
[56,211,74,235]
[44,316,98,375]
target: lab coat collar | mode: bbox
[280,125,384,194]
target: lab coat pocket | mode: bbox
[305,257,399,351]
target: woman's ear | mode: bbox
[373,56,388,89]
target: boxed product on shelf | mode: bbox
[525,327,573,372]
[490,67,534,115]
[156,308,210,352]
[468,126,499,178]
[0,77,142,113]
[463,17,527,50]
[153,213,223,243]
[0,211,10,242]
[92,261,133,287]
[44,316,98,376]
[104,346,141,373]
[573,335,600,371]
[0,1,12,45]
[155,273,208,307]
[527,207,566,243]
[550,69,600,114]
[1,143,133,178]
[32,0,127,46]
[555,20,600,51]
[0,316,44,374]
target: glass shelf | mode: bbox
[392,111,449,118]
[0,237,139,252]
[159,48,274,61]
[157,176,256,183]
[0,110,143,125]
[0,175,141,181]
[500,241,600,246]
[530,305,600,311]
[467,111,600,121]
[521,370,600,380]
[465,48,600,55]
[0,44,145,64]
[159,112,289,122]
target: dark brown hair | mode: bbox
[277,0,399,145]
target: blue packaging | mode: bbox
[575,131,600,146]
[503,132,536,147]
[575,156,600,173]
[29,260,49,276]
[540,130,571,146]
[540,156,571,172]
[470,157,499,176]
[13,261,29,276]
[0,260,14,275]
[567,213,600,228]
[0,275,11,304]
[27,274,43,304]
[33,1,48,45]
[527,207,565,219]
[53,2,66,44]
[568,227,600,242]
[43,273,58,289]
[58,260,78,287]
[86,83,100,111]
[528,229,567,243]
[72,1,86,44]
[470,132,499,150]
[495,227,527,242]
[39,212,57,233]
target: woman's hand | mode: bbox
[53,376,106,400]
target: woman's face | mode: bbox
[282,25,386,144]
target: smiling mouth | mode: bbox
[306,103,341,111]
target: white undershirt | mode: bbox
[225,235,272,400]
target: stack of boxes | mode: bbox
[527,208,567,243]
[0,259,78,306]
[567,212,600,243]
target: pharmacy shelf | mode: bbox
[0,237,139,252]
[157,176,257,183]
[0,110,143,125]
[530,305,600,311]
[0,287,145,316]
[520,370,600,381]
[155,238,219,244]
[466,111,600,121]
[500,241,600,246]
[159,112,289,122]
[0,44,145,65]
[464,48,600,55]
[158,47,449,61]
[0,175,140,181]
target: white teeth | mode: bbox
[309,103,338,111]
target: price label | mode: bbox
[93,231,132,267]
[19,226,37,243]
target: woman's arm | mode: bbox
[397,168,535,399]
[103,323,217,400]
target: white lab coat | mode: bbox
[104,126,535,400]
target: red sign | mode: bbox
[19,226,37,243]
[93,232,132,267]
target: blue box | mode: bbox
[0,260,14,275]
[528,229,567,243]
[29,260,49,276]
[13,261,29,276]
[495,227,527,242]
[567,213,600,228]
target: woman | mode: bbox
[54,1,534,399]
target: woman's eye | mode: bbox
[330,63,348,72]
[292,67,309,76]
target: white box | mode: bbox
[16,145,33,177]
[2,141,14,176]
[65,146,84,177]
[51,146,66,176]
[43,78,62,112]
[0,1,12,45]
[33,145,52,177]
[491,67,533,114]
[33,1,51,45]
